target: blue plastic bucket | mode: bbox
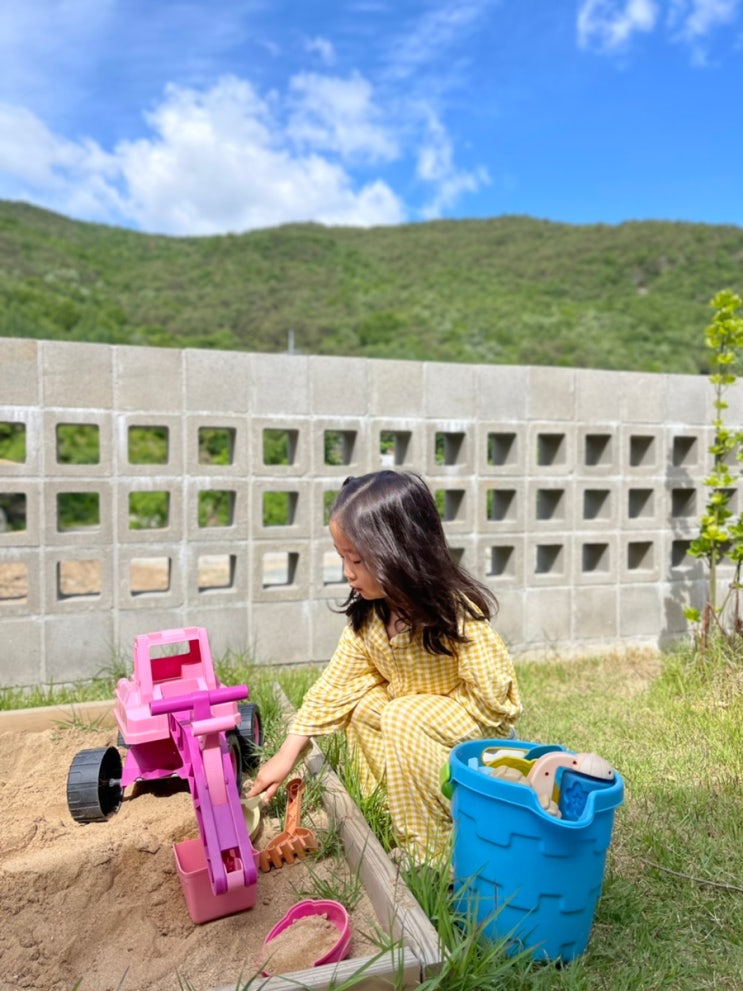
[448,738,624,962]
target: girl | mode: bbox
[248,470,522,863]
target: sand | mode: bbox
[0,722,378,991]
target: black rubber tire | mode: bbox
[66,746,123,824]
[235,702,263,773]
[227,732,244,795]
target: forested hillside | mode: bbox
[1,199,742,374]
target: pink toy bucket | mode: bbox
[174,838,258,924]
[260,899,351,975]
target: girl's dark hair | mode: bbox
[330,470,497,655]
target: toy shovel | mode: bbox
[258,777,318,872]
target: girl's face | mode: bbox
[330,519,385,601]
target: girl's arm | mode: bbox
[453,619,522,728]
[246,732,310,801]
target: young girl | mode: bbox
[248,470,522,863]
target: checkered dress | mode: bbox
[289,608,522,862]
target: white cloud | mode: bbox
[0,76,405,234]
[415,111,488,220]
[287,71,399,161]
[304,35,336,65]
[577,0,658,51]
[667,0,740,40]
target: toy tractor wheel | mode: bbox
[227,733,244,794]
[66,746,123,824]
[235,702,263,773]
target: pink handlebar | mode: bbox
[150,684,248,717]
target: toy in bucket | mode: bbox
[444,738,624,962]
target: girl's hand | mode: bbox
[246,733,310,802]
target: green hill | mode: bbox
[1,199,742,374]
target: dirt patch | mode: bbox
[0,724,379,991]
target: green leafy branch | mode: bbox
[686,289,743,642]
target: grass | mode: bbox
[3,639,742,990]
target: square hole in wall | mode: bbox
[323,490,340,525]
[537,433,566,467]
[435,432,465,466]
[128,426,169,465]
[629,434,655,468]
[262,551,298,587]
[198,554,235,591]
[130,556,171,594]
[535,544,564,575]
[57,559,101,598]
[263,428,298,466]
[672,435,698,468]
[263,491,298,526]
[198,427,236,466]
[536,489,565,521]
[583,489,611,521]
[435,488,465,522]
[671,488,696,518]
[486,488,516,522]
[380,430,411,466]
[57,492,100,531]
[0,562,28,602]
[0,422,26,463]
[323,550,344,585]
[56,424,100,465]
[585,433,612,467]
[628,488,654,519]
[627,541,654,571]
[129,491,170,530]
[0,492,27,533]
[582,543,609,573]
[324,430,356,466]
[671,540,693,568]
[486,545,515,578]
[449,546,465,565]
[487,432,517,467]
[198,489,235,527]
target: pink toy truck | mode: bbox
[66,627,263,923]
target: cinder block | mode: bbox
[114,345,183,412]
[115,543,186,610]
[574,534,618,586]
[620,425,664,476]
[42,341,113,409]
[620,532,661,583]
[0,547,41,617]
[309,598,349,663]
[0,480,41,546]
[44,613,116,682]
[577,425,619,476]
[42,411,114,479]
[0,617,43,685]
[574,369,622,422]
[622,482,660,529]
[573,585,618,639]
[114,481,184,544]
[184,349,252,413]
[184,539,249,606]
[526,536,572,587]
[528,479,575,532]
[488,589,524,651]
[476,422,527,477]
[480,536,526,588]
[619,585,664,636]
[478,478,526,533]
[423,362,478,418]
[114,413,185,476]
[477,365,529,420]
[251,353,310,415]
[576,482,618,530]
[665,428,707,478]
[248,598,315,665]
[526,422,575,477]
[369,418,423,471]
[184,414,250,477]
[250,479,313,539]
[616,371,665,423]
[249,416,311,478]
[185,477,249,543]
[523,587,572,645]
[310,417,371,476]
[370,360,424,417]
[428,476,476,534]
[182,606,251,659]
[43,546,113,614]
[659,579,708,637]
[310,355,370,415]
[43,480,113,547]
[0,406,42,477]
[0,339,39,405]
[424,421,472,475]
[527,366,575,421]
[664,373,709,425]
[251,539,311,603]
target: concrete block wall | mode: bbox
[1,338,739,688]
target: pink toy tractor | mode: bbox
[66,627,263,922]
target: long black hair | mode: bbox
[330,470,497,655]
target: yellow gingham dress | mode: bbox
[289,608,522,862]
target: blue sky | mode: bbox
[1,0,742,236]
